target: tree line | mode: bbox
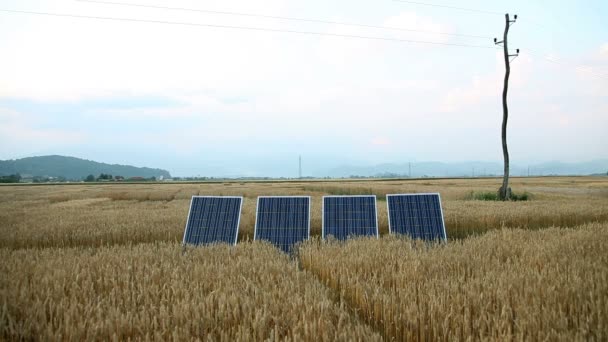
[84,174,156,182]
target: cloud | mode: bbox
[570,43,608,94]
[438,74,500,113]
[315,11,451,70]
[600,43,608,58]
[0,0,293,102]
[0,107,86,156]
[371,137,391,146]
[1,2,606,170]
[438,52,533,113]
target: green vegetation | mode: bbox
[0,174,20,183]
[466,190,530,201]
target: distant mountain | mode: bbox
[523,160,608,176]
[0,155,171,180]
[321,159,608,178]
[322,161,502,178]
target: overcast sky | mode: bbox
[1,0,606,176]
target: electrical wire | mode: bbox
[4,9,602,79]
[522,48,608,80]
[0,9,497,49]
[392,0,503,15]
[75,0,491,39]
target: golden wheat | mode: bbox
[300,223,608,341]
[444,198,608,238]
[0,242,381,341]
[1,178,606,249]
[1,177,607,340]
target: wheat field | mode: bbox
[1,176,607,340]
[301,224,608,341]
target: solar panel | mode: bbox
[322,195,378,240]
[386,193,447,241]
[182,196,243,246]
[254,196,311,253]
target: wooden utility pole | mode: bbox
[494,13,518,200]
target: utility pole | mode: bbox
[409,162,412,178]
[494,13,519,200]
[298,155,302,179]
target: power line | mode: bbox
[520,20,552,34]
[0,9,497,49]
[393,1,548,35]
[522,48,608,80]
[5,9,602,79]
[75,0,491,39]
[391,0,606,79]
[392,0,503,15]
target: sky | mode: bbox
[0,0,607,177]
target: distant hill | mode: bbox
[321,159,608,178]
[0,155,171,180]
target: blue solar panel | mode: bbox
[254,196,310,253]
[386,193,446,241]
[322,195,378,240]
[182,196,243,246]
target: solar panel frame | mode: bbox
[253,195,311,253]
[386,193,447,241]
[182,195,244,247]
[322,195,379,240]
